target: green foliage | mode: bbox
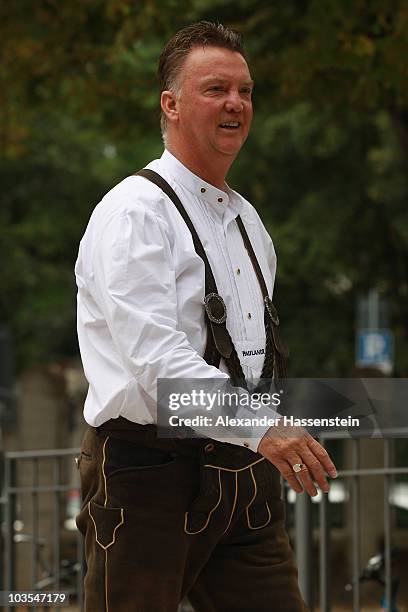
[1,0,408,375]
[229,104,408,374]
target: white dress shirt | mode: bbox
[75,149,278,451]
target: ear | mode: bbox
[161,90,179,125]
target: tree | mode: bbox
[1,0,407,375]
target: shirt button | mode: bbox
[236,268,241,275]
[243,442,250,448]
[218,197,223,203]
[247,313,252,319]
[201,187,206,193]
[204,443,215,453]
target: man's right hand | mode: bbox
[257,423,337,497]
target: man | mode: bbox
[75,21,337,612]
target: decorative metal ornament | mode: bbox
[204,293,227,324]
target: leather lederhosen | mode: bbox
[76,172,308,612]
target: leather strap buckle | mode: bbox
[204,293,227,324]
[264,296,280,326]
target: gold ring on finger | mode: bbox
[292,463,304,473]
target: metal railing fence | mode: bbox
[295,436,408,612]
[0,448,197,612]
[2,440,407,612]
[1,448,84,612]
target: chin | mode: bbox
[218,146,243,157]
[216,137,246,156]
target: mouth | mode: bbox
[218,121,241,130]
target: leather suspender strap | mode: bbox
[236,216,288,382]
[135,169,235,370]
[235,216,268,298]
[134,168,288,387]
[137,170,216,290]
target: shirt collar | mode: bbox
[159,149,243,220]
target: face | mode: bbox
[168,46,253,161]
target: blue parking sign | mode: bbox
[357,329,393,372]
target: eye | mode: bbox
[240,87,253,95]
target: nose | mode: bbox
[224,90,244,113]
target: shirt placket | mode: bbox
[212,213,245,343]
[224,218,264,341]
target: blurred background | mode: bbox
[1,1,408,610]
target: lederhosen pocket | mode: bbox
[85,434,178,552]
[184,443,281,536]
[88,500,124,550]
[184,454,223,534]
[246,460,283,530]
